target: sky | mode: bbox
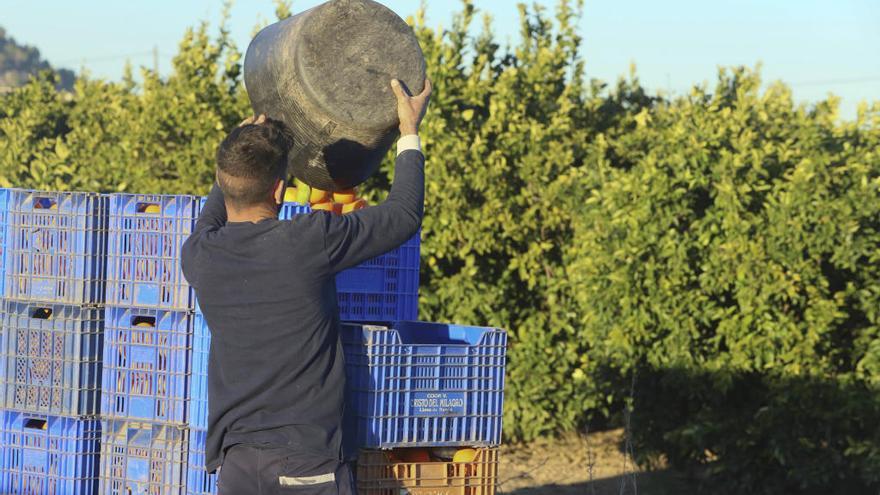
[1,0,878,120]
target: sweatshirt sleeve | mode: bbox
[195,183,227,232]
[182,183,227,289]
[321,147,425,274]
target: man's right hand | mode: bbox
[238,114,267,127]
[391,78,432,136]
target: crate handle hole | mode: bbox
[136,202,162,214]
[29,307,52,319]
[33,197,57,209]
[24,418,47,430]
[131,316,156,327]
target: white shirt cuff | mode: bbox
[397,135,421,156]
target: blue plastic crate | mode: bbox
[278,201,420,322]
[0,188,10,297]
[100,419,187,495]
[342,321,507,448]
[0,301,104,416]
[4,189,108,305]
[189,313,209,430]
[0,411,100,495]
[186,429,217,495]
[101,307,192,424]
[335,233,420,322]
[278,201,310,219]
[107,194,199,311]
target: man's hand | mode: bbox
[391,78,432,136]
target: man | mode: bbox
[181,77,432,494]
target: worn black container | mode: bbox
[244,0,426,191]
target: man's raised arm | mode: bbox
[195,183,228,232]
[320,78,432,273]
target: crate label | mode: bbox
[411,392,466,416]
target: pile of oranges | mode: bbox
[284,178,368,214]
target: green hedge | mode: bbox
[1,1,878,492]
[565,68,880,492]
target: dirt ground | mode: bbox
[497,428,698,495]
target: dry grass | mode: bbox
[497,428,697,495]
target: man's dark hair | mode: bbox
[216,118,294,207]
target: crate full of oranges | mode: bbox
[357,447,498,495]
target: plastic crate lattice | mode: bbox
[0,411,101,495]
[99,419,187,495]
[1,301,104,416]
[107,194,198,310]
[101,307,192,424]
[4,189,108,305]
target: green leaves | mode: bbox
[378,0,597,442]
[567,67,880,491]
[0,17,247,195]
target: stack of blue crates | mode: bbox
[99,194,199,495]
[0,189,108,494]
[344,321,506,494]
[187,312,214,495]
[0,187,506,494]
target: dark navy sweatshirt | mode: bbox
[181,148,424,472]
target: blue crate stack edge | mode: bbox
[0,188,507,495]
[100,194,199,495]
[0,188,107,494]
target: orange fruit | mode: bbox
[295,186,311,204]
[332,203,343,215]
[341,199,367,214]
[34,199,57,210]
[309,187,330,204]
[293,179,311,204]
[311,202,335,213]
[453,448,478,463]
[333,188,358,204]
[397,448,431,463]
[135,322,154,328]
